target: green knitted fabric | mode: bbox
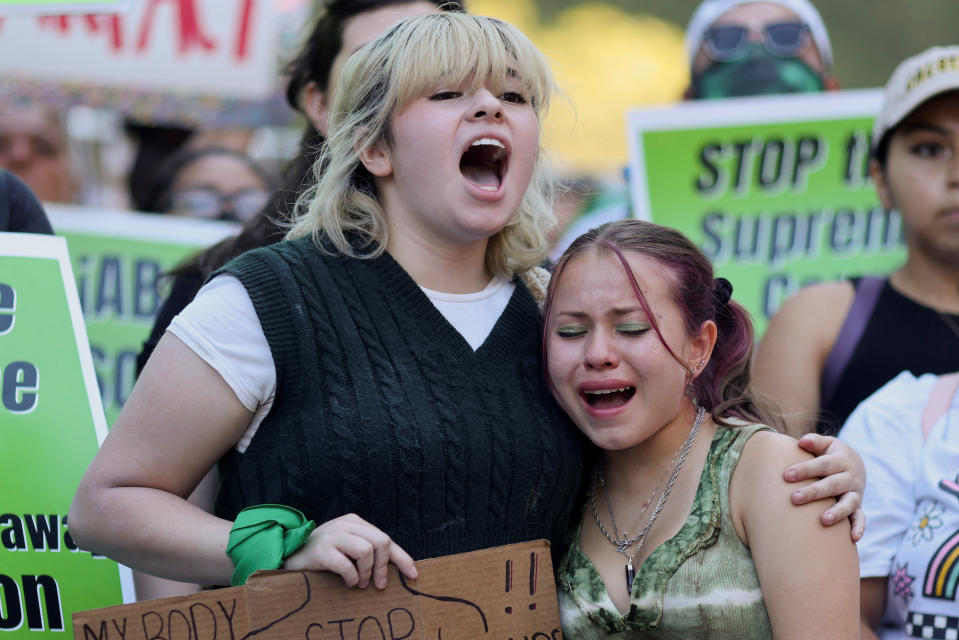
[226,504,316,586]
[213,237,584,564]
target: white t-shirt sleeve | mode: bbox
[839,371,930,578]
[167,274,276,414]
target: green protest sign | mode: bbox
[0,232,133,636]
[48,206,238,427]
[627,89,905,335]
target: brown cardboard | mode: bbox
[73,539,563,639]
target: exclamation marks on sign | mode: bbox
[505,558,513,614]
[504,553,538,614]
[528,552,538,611]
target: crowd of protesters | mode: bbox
[3,0,959,638]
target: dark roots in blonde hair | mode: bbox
[288,12,557,281]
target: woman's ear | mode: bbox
[869,159,895,211]
[356,139,393,178]
[302,81,331,135]
[690,319,718,376]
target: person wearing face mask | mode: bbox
[548,0,838,264]
[684,0,838,100]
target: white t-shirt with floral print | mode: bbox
[840,371,959,640]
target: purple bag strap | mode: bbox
[819,276,886,409]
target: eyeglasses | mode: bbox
[703,21,811,63]
[168,187,269,223]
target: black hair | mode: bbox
[126,122,195,213]
[872,89,959,169]
[171,0,464,280]
[285,0,465,109]
[872,131,892,169]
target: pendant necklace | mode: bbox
[591,432,685,550]
[591,405,706,592]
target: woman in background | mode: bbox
[754,46,959,437]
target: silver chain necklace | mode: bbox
[591,405,706,592]
[591,442,678,550]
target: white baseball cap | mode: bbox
[872,46,959,148]
[685,0,833,71]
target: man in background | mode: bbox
[550,0,836,261]
[0,106,77,204]
[685,0,837,99]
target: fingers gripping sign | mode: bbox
[281,514,417,589]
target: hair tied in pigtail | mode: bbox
[713,277,733,305]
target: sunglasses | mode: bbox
[703,21,811,62]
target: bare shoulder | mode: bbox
[732,426,860,638]
[730,430,816,543]
[766,280,854,335]
[753,280,855,396]
[736,430,813,485]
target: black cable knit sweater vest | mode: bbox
[214,237,584,560]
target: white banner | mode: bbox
[0,1,131,17]
[0,0,278,100]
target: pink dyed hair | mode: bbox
[542,219,783,430]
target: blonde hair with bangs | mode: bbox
[287,12,557,280]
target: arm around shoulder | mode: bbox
[732,429,860,640]
[753,281,854,438]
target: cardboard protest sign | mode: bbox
[47,205,238,427]
[627,89,906,334]
[0,232,134,636]
[73,539,563,640]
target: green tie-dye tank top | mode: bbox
[557,423,775,639]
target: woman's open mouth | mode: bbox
[581,386,636,410]
[460,137,507,192]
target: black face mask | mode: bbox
[690,44,825,100]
